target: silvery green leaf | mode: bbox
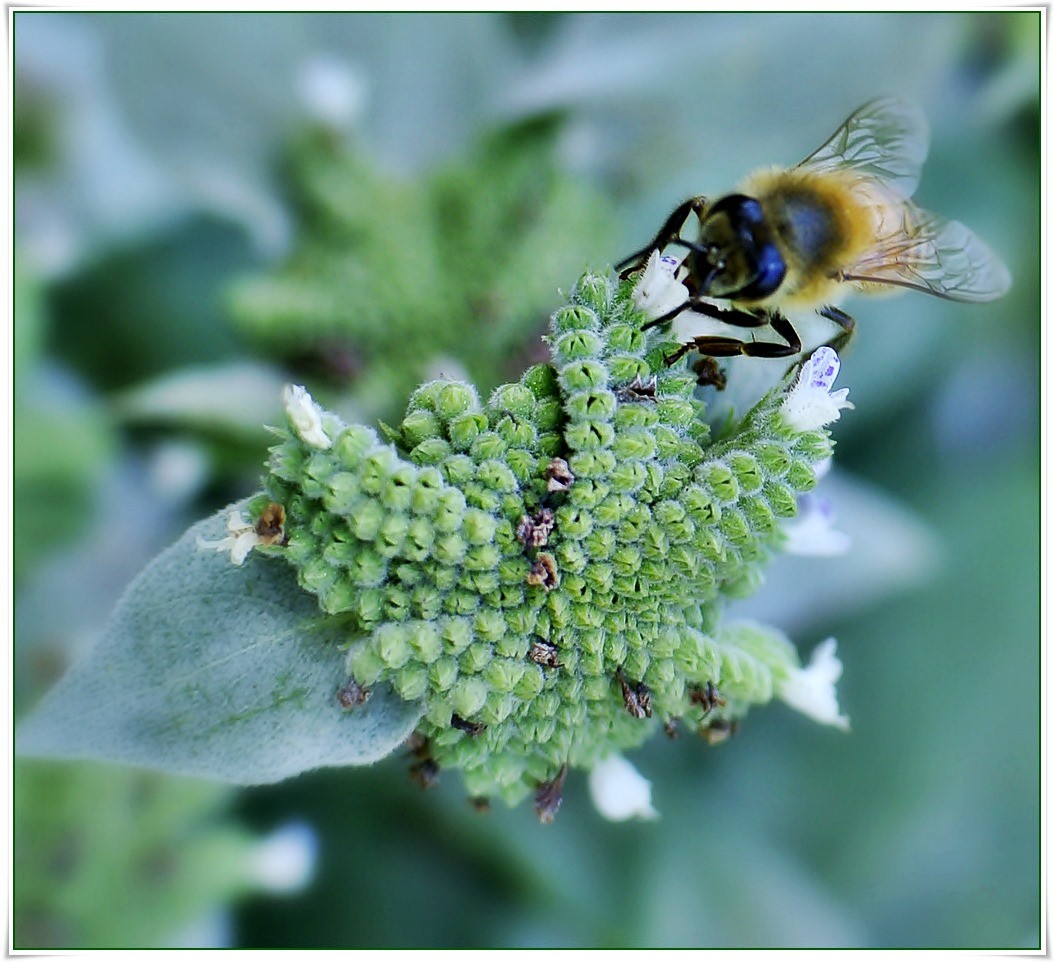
[113,361,291,441]
[17,499,422,784]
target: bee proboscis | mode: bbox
[619,97,1012,363]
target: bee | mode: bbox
[618,97,1012,363]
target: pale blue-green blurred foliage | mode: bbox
[13,11,1038,949]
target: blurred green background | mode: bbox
[12,11,1040,949]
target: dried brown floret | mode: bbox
[526,553,559,591]
[615,373,658,402]
[336,678,371,709]
[544,457,575,493]
[528,638,562,669]
[515,507,556,548]
[617,668,653,719]
[534,763,568,824]
[688,681,727,715]
[255,502,287,545]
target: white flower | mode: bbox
[250,821,318,894]
[282,384,332,449]
[296,54,367,131]
[778,638,850,731]
[196,510,262,566]
[632,250,689,321]
[780,346,854,431]
[588,754,660,821]
[783,493,851,557]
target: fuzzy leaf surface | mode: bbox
[17,500,422,784]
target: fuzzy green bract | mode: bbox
[260,271,830,806]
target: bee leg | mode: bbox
[616,196,708,276]
[641,296,765,332]
[666,312,802,363]
[817,305,856,353]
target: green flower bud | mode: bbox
[473,608,506,643]
[450,676,489,719]
[488,383,536,417]
[470,431,507,462]
[756,442,792,477]
[495,417,536,449]
[409,623,443,663]
[764,480,800,517]
[559,360,609,393]
[441,619,473,654]
[743,496,777,535]
[515,665,545,700]
[608,356,651,383]
[656,397,697,429]
[349,644,385,686]
[394,663,429,701]
[322,473,361,515]
[400,410,443,447]
[440,454,475,487]
[552,304,599,334]
[565,389,617,422]
[349,499,384,540]
[570,449,617,479]
[383,588,411,621]
[719,509,752,547]
[485,658,526,693]
[375,623,413,670]
[437,382,479,421]
[333,425,376,469]
[475,460,518,494]
[462,642,493,675]
[565,420,616,453]
[429,656,459,692]
[448,412,489,451]
[533,398,562,431]
[612,430,657,462]
[553,329,605,363]
[434,489,467,532]
[411,584,442,619]
[706,463,740,502]
[786,460,817,492]
[573,273,614,313]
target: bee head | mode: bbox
[694,194,786,301]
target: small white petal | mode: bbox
[282,384,332,449]
[195,510,262,566]
[228,530,261,566]
[778,638,850,731]
[783,494,851,557]
[780,347,855,432]
[250,822,318,894]
[588,754,660,821]
[632,250,689,321]
[296,54,367,131]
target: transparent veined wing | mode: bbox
[842,201,1012,302]
[797,97,930,200]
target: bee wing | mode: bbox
[797,97,930,199]
[842,201,1012,302]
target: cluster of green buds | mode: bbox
[242,269,852,817]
